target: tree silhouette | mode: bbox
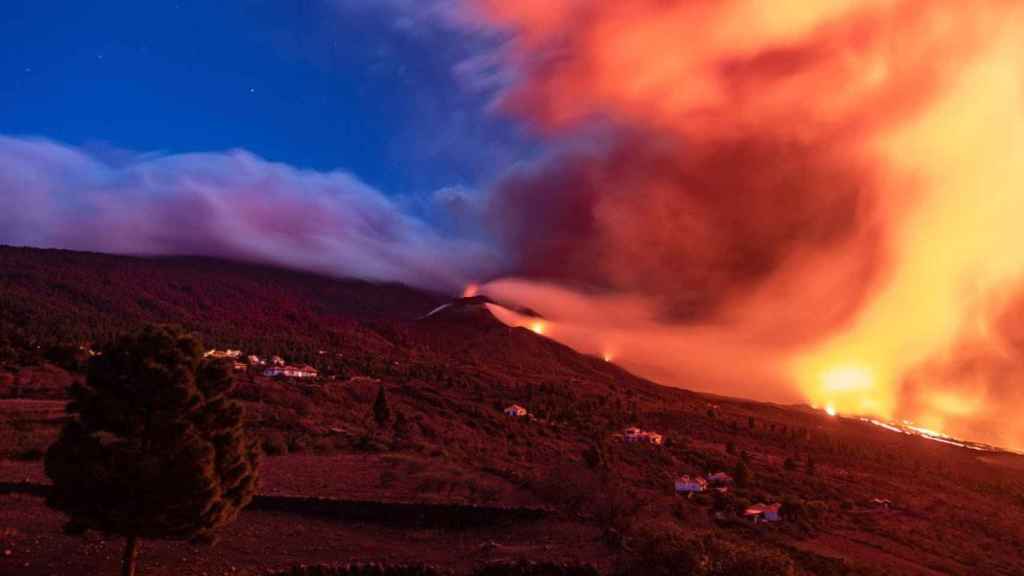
[734,460,751,487]
[373,384,391,426]
[44,325,259,576]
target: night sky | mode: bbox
[0,0,534,200]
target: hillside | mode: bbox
[0,245,444,365]
[2,246,1024,575]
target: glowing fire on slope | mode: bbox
[790,20,1024,447]
[530,320,546,335]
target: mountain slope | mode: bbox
[1,246,1024,575]
[0,245,444,363]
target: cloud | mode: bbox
[0,136,499,291]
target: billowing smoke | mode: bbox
[471,1,1024,449]
[0,136,498,291]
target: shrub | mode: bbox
[628,521,797,576]
[262,430,290,455]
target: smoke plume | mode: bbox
[472,0,1024,449]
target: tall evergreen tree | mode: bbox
[44,325,259,576]
[373,383,391,426]
[734,460,751,487]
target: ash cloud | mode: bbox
[470,0,1024,448]
[0,136,498,291]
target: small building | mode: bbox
[263,364,318,379]
[247,355,263,365]
[869,498,892,510]
[270,355,285,366]
[289,365,318,379]
[624,427,664,445]
[504,404,528,417]
[708,472,734,485]
[744,502,782,523]
[205,349,242,359]
[674,475,708,494]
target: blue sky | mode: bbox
[0,0,535,200]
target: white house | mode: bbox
[708,472,734,485]
[504,404,528,417]
[624,427,664,445]
[263,364,319,379]
[870,498,892,510]
[744,502,782,523]
[205,349,242,359]
[674,475,708,494]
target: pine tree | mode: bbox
[373,383,391,426]
[44,325,259,576]
[734,460,751,487]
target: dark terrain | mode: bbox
[1,245,1023,575]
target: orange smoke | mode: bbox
[473,1,1024,450]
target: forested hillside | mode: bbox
[0,245,444,364]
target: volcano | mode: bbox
[2,246,1024,575]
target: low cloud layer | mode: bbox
[0,136,498,291]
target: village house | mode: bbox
[674,475,708,494]
[870,498,892,510]
[204,349,241,359]
[263,364,319,379]
[504,404,528,417]
[743,502,782,523]
[623,427,664,445]
[708,472,734,485]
